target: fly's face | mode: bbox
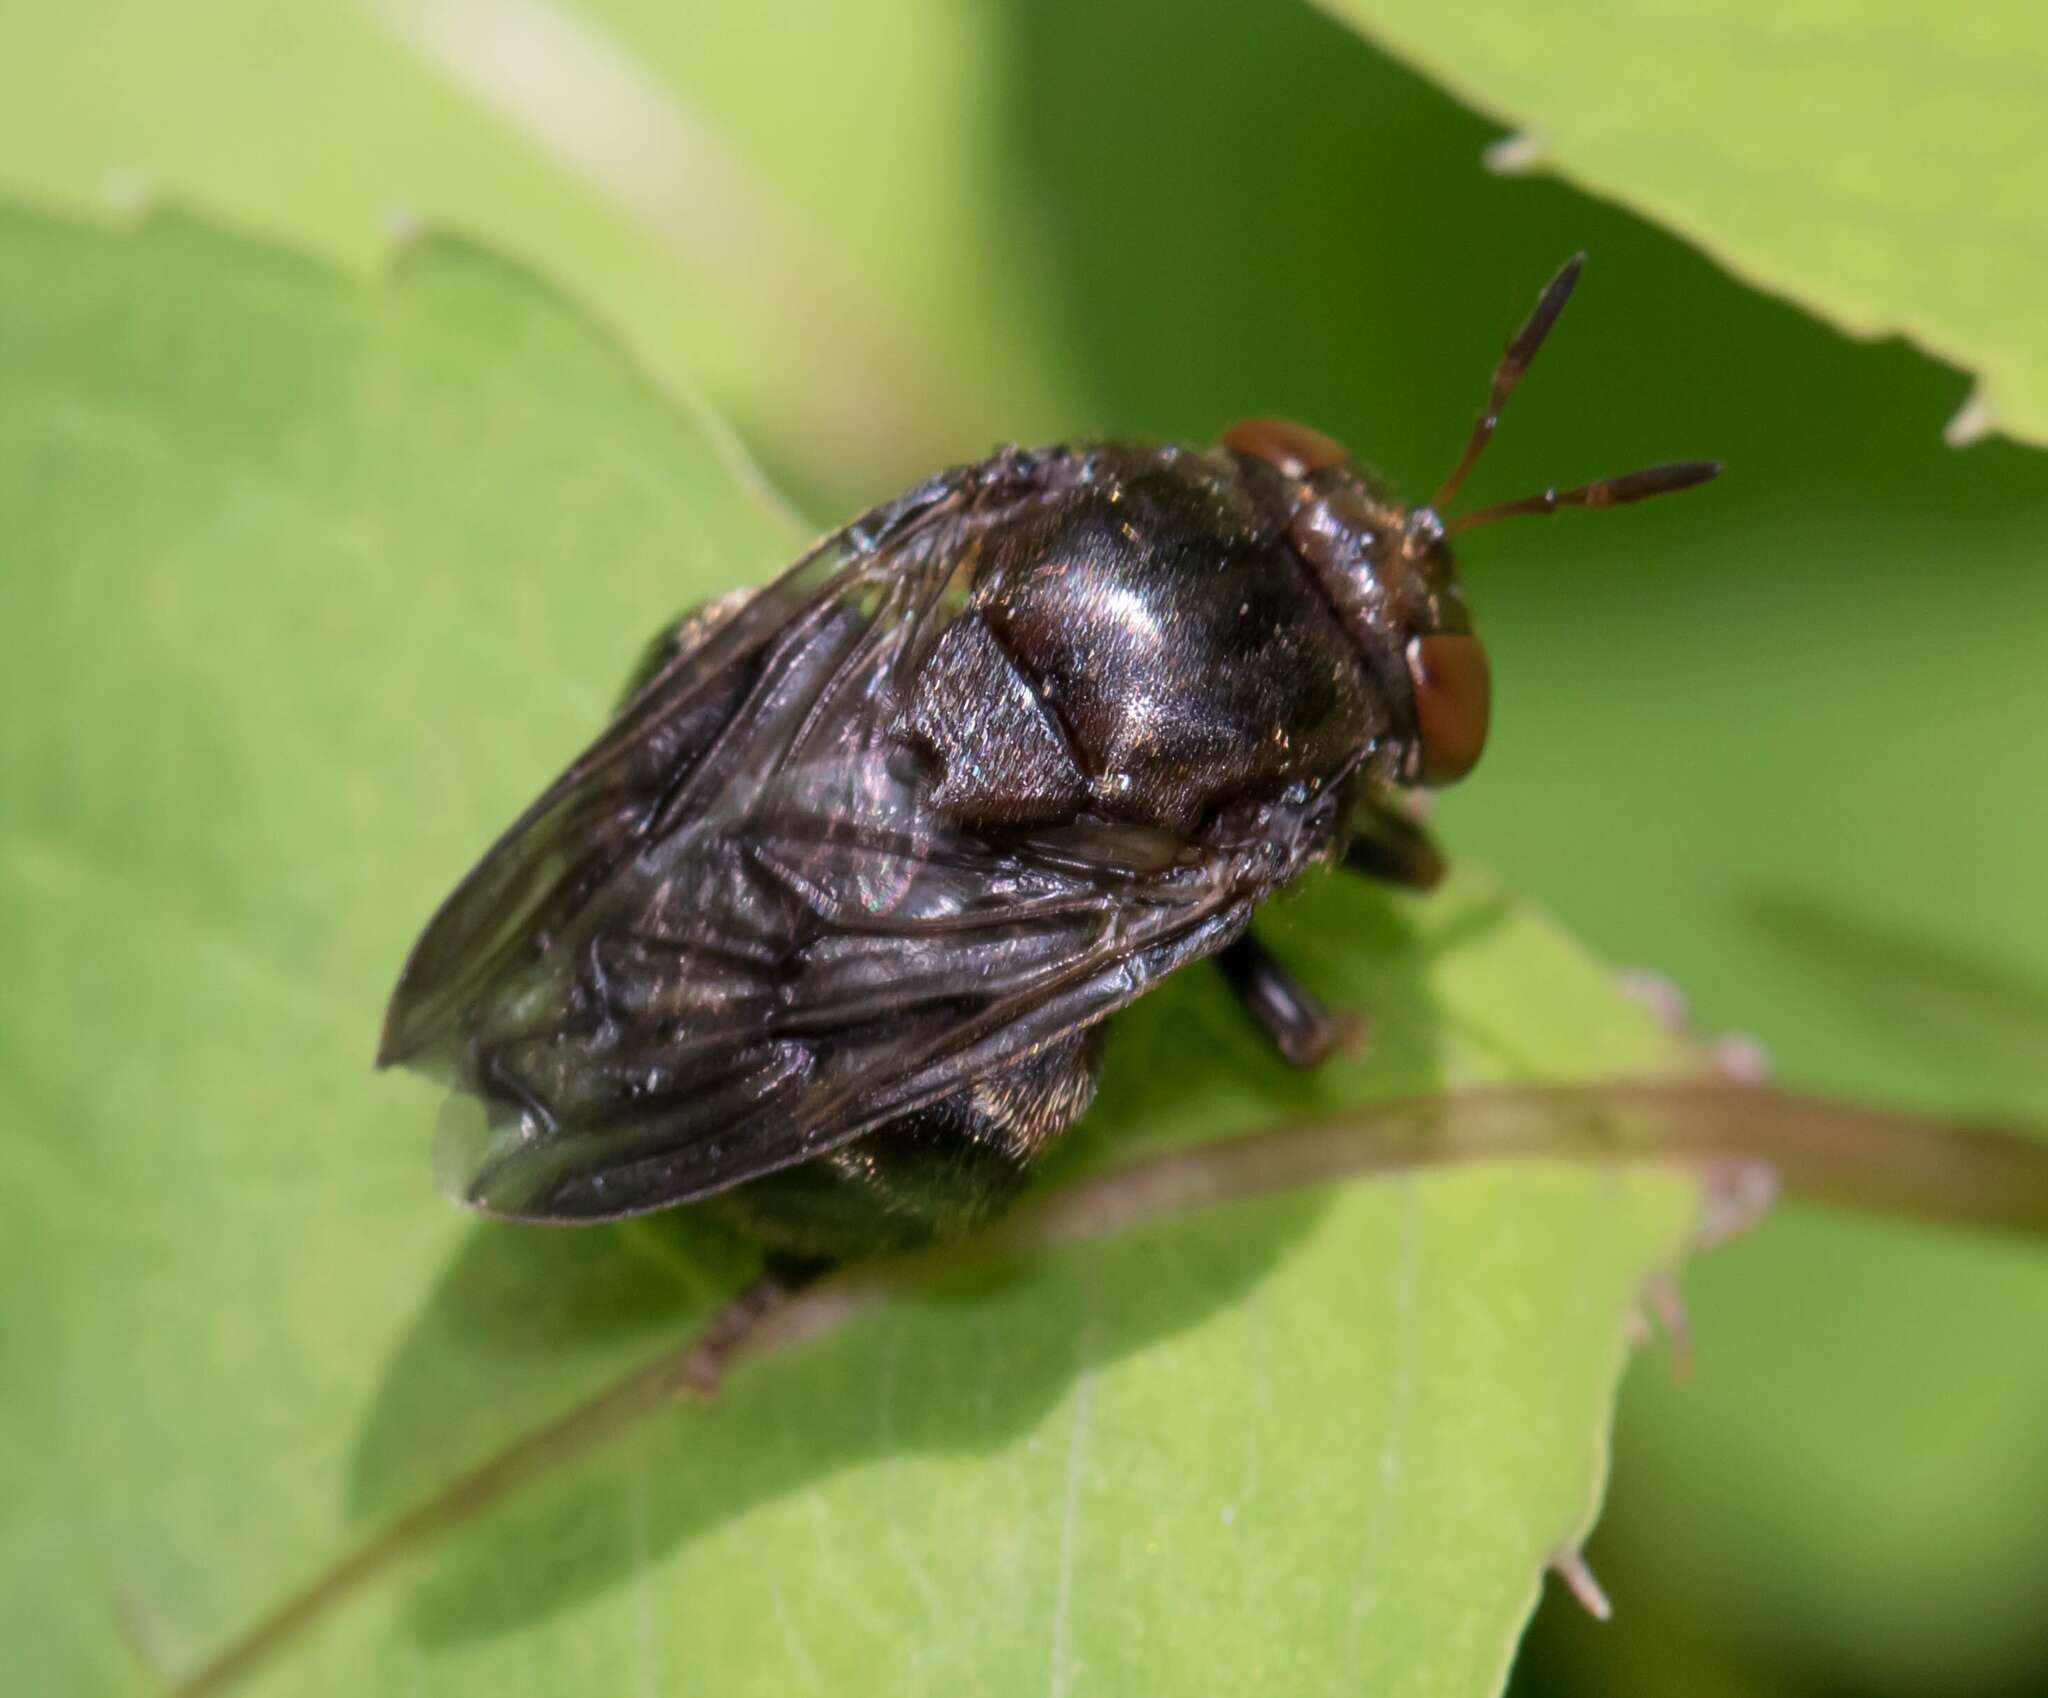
[1225,416,1491,790]
[1222,254,1717,791]
[1387,516,1491,788]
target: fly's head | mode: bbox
[1222,254,1719,791]
[1223,414,1489,789]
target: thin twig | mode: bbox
[165,1080,2048,1697]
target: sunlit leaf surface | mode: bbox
[1317,0,2048,449]
[0,207,1699,1697]
[4,3,2045,1691]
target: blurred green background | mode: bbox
[4,1,2044,1693]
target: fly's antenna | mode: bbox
[1430,252,1721,538]
[1432,252,1586,513]
[1447,460,1722,534]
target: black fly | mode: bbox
[379,256,1717,1262]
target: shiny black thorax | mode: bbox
[904,443,1391,841]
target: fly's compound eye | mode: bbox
[1406,633,1491,785]
[1222,417,1350,479]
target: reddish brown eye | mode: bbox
[1407,633,1491,785]
[1221,417,1350,478]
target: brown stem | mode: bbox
[165,1081,2048,1697]
[978,1082,2048,1250]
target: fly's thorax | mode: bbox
[959,445,1394,835]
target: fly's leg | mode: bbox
[672,1257,822,1400]
[1238,792,1439,1068]
[1216,934,1366,1068]
[615,586,759,708]
[1342,793,1446,891]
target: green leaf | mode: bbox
[997,12,2047,1682]
[0,0,1081,504]
[0,204,1701,1696]
[11,5,2047,1691]
[1311,0,2048,448]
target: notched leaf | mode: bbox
[1313,0,2048,449]
[22,203,2035,1698]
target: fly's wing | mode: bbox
[437,813,1250,1223]
[379,467,968,1072]
[381,459,1256,1223]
